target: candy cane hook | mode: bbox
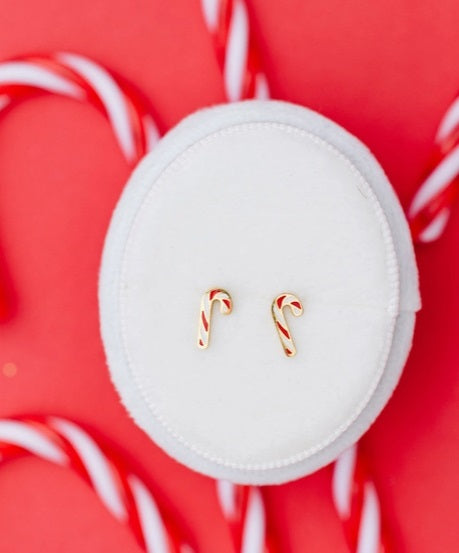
[197,288,232,349]
[271,293,303,357]
[0,52,161,321]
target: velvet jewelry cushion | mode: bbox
[99,101,420,484]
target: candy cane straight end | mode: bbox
[272,293,303,357]
[197,288,232,349]
[408,92,459,243]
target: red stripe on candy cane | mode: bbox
[0,416,194,553]
[201,0,270,101]
[408,92,459,242]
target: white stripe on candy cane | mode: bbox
[0,62,83,97]
[436,95,459,142]
[143,113,161,152]
[0,419,68,464]
[202,0,220,30]
[332,442,357,518]
[225,0,250,102]
[241,487,265,553]
[217,478,238,518]
[57,52,137,161]
[357,482,381,553]
[128,474,171,553]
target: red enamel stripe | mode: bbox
[201,311,209,332]
[277,321,290,339]
[276,295,286,309]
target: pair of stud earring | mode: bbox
[197,288,303,357]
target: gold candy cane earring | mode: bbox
[197,289,232,349]
[272,293,303,357]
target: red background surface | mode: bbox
[0,1,458,551]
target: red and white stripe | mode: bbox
[216,480,270,553]
[0,53,160,163]
[0,52,161,320]
[408,93,459,242]
[197,288,232,349]
[271,293,303,357]
[201,0,270,101]
[332,443,389,553]
[0,416,193,553]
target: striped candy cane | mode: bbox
[216,454,389,553]
[271,293,303,357]
[217,481,270,553]
[408,93,459,243]
[201,0,270,101]
[0,416,194,553]
[0,53,160,162]
[332,444,390,553]
[0,52,161,319]
[197,288,232,349]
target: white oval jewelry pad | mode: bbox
[99,101,420,484]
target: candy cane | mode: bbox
[0,53,160,162]
[271,293,303,357]
[197,288,232,349]
[0,52,161,320]
[332,444,390,553]
[217,480,270,553]
[201,0,270,101]
[408,93,459,242]
[0,416,194,553]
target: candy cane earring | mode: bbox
[272,293,303,357]
[197,289,233,349]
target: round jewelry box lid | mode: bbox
[99,100,420,484]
